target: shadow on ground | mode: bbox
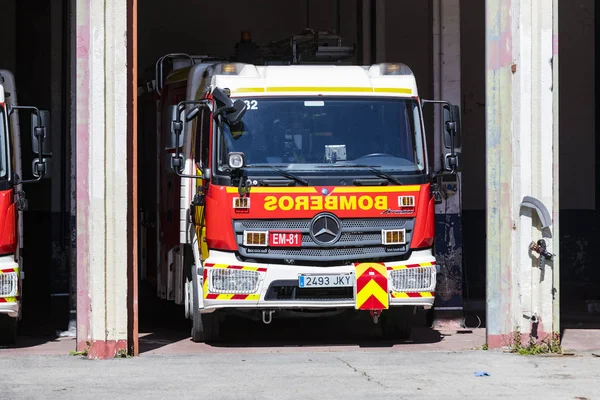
[138,284,444,353]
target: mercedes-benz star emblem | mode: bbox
[310,213,342,246]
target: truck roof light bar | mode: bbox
[207,63,260,77]
[368,63,414,77]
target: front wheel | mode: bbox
[380,307,415,340]
[191,265,221,343]
[192,310,221,343]
[0,315,18,345]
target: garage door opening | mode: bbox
[133,0,471,353]
[0,0,75,348]
[558,0,600,345]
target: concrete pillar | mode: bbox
[76,0,129,358]
[431,0,464,328]
[357,0,386,65]
[486,0,559,348]
[374,0,385,63]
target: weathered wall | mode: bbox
[76,0,130,358]
[485,0,559,347]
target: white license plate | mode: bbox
[298,274,354,288]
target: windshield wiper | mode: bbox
[317,164,403,185]
[365,167,403,186]
[247,165,309,186]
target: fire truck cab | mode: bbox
[145,54,461,342]
[0,69,52,344]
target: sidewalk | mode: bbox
[1,349,599,399]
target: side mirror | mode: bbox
[212,87,248,126]
[169,104,184,171]
[32,157,52,179]
[166,100,208,178]
[31,110,52,156]
[224,100,247,127]
[442,104,461,149]
[167,104,183,150]
[31,110,51,179]
[213,87,234,110]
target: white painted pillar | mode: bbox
[358,0,386,65]
[433,0,461,173]
[360,0,371,65]
[486,0,559,348]
[76,0,129,358]
[374,0,386,63]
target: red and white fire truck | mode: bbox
[0,69,51,344]
[139,44,460,342]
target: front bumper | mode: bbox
[0,257,19,318]
[0,301,19,318]
[199,249,436,311]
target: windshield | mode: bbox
[0,108,7,179]
[217,97,425,174]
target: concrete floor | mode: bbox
[2,304,599,399]
[1,350,599,399]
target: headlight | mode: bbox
[390,267,436,292]
[0,272,18,297]
[228,152,246,169]
[210,269,259,294]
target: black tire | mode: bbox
[191,265,221,343]
[0,315,18,346]
[381,307,415,340]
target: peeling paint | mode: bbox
[486,0,558,344]
[76,0,92,354]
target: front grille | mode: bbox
[265,280,354,301]
[234,217,414,263]
[237,219,410,230]
[303,232,381,245]
[267,246,391,257]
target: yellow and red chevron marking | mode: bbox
[0,297,19,303]
[205,293,260,301]
[354,262,389,310]
[387,261,436,271]
[391,292,435,299]
[0,267,18,274]
[204,263,267,273]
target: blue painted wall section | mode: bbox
[434,212,464,309]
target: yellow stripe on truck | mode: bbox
[230,87,413,95]
[225,187,318,194]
